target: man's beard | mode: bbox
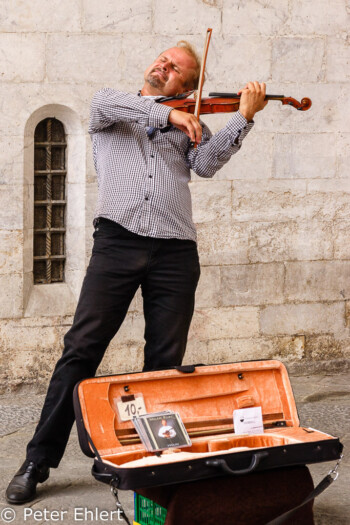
[146,70,167,89]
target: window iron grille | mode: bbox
[33,118,66,284]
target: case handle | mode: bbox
[91,464,119,485]
[205,451,268,475]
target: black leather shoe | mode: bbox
[5,460,50,505]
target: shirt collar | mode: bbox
[137,90,164,100]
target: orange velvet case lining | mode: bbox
[75,360,338,469]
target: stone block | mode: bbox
[192,118,273,183]
[336,133,350,178]
[1,346,60,387]
[120,34,161,86]
[190,180,231,224]
[46,35,123,84]
[334,220,350,259]
[232,180,307,222]
[182,340,209,365]
[0,319,60,354]
[209,36,271,87]
[308,178,350,194]
[260,83,350,134]
[114,313,145,345]
[260,302,345,335]
[304,334,350,361]
[128,287,143,313]
[65,265,86,303]
[346,301,350,328]
[233,177,348,223]
[85,226,94,264]
[86,182,98,226]
[0,136,25,185]
[65,269,86,301]
[190,306,259,340]
[305,179,350,221]
[0,230,23,275]
[100,340,144,373]
[153,0,222,35]
[23,228,33,275]
[66,183,86,229]
[198,113,231,136]
[195,266,221,308]
[24,283,77,318]
[273,133,336,179]
[0,83,94,137]
[0,0,81,32]
[268,335,306,362]
[208,335,306,363]
[0,185,23,229]
[214,132,274,181]
[285,261,350,302]
[326,36,350,82]
[23,184,34,238]
[249,220,333,263]
[196,220,249,266]
[0,273,23,318]
[272,38,325,83]
[82,0,152,33]
[285,0,350,35]
[207,337,272,363]
[222,0,289,36]
[220,263,284,306]
[0,33,45,82]
[64,134,87,186]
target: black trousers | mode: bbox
[26,219,200,467]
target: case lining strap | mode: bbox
[86,430,102,462]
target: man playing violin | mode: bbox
[6,41,267,504]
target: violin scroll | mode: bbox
[281,97,312,111]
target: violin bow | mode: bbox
[191,28,212,147]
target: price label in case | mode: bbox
[116,395,147,422]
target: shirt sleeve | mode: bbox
[186,111,254,178]
[88,88,173,134]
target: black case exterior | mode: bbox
[73,363,343,491]
[90,439,342,490]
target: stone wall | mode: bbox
[0,0,349,391]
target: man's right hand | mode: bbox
[168,109,202,144]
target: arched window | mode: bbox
[33,118,66,284]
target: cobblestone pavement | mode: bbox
[0,371,348,524]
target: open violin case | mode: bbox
[73,360,343,493]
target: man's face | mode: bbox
[143,47,197,97]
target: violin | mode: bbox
[161,92,312,114]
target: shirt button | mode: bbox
[150,154,154,158]
[149,175,153,178]
[145,197,149,201]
